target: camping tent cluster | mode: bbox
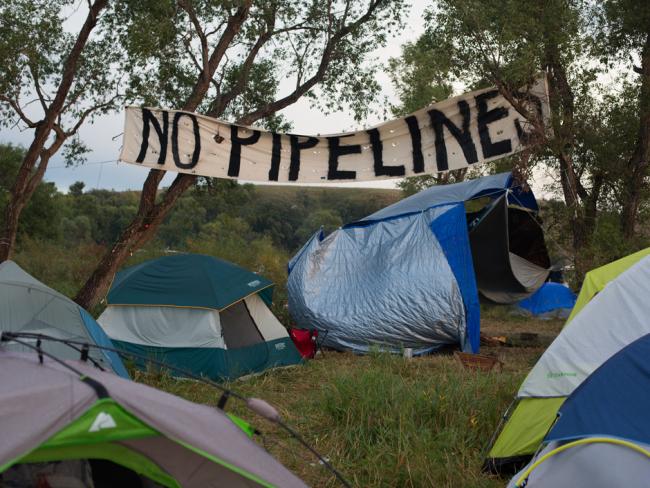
[0,255,307,487]
[4,171,649,486]
[288,172,551,354]
[486,247,650,475]
[507,332,650,487]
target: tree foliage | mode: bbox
[389,0,649,273]
[0,144,62,242]
[0,0,122,260]
[73,0,409,310]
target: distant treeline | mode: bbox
[2,142,399,253]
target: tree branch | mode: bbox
[66,95,120,137]
[0,95,37,128]
[178,0,209,70]
[238,0,386,125]
[207,14,277,117]
[183,36,205,73]
[27,64,50,114]
[183,1,253,112]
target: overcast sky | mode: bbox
[2,1,435,193]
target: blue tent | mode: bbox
[517,282,576,318]
[508,333,650,488]
[289,203,480,354]
[288,173,550,354]
[547,332,650,445]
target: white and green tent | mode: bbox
[486,247,650,471]
[98,254,302,381]
[0,349,307,487]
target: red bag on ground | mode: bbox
[289,328,318,359]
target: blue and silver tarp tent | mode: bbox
[98,254,302,380]
[0,260,129,378]
[508,333,650,488]
[288,201,481,354]
[288,172,550,354]
[516,282,576,319]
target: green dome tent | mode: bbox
[0,350,307,487]
[0,261,128,378]
[485,247,650,473]
[98,254,302,381]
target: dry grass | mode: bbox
[138,313,564,487]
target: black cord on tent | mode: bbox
[217,391,230,410]
[36,337,43,364]
[2,333,109,399]
[35,334,106,372]
[0,331,352,488]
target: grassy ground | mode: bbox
[138,311,564,488]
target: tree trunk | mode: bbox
[621,31,650,238]
[74,3,254,310]
[0,0,108,261]
[0,203,23,262]
[74,173,196,309]
[544,42,594,278]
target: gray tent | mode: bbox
[0,261,128,377]
[287,173,549,355]
[506,440,650,488]
[0,349,307,487]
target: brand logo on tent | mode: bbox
[247,280,261,287]
[546,371,577,379]
[89,412,117,432]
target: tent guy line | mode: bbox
[0,331,352,488]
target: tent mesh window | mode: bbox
[220,301,264,349]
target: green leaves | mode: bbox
[100,0,408,123]
[0,0,123,127]
[597,0,650,58]
[0,0,64,123]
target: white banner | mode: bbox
[120,77,549,183]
